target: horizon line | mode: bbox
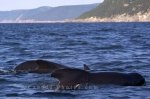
[0,2,101,12]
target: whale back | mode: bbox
[14,60,70,73]
[51,68,89,87]
[89,72,145,86]
[14,60,39,72]
[51,68,145,86]
[15,60,91,74]
[35,60,69,72]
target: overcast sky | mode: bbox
[0,0,104,11]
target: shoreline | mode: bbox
[0,12,150,23]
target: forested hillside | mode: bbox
[79,0,150,19]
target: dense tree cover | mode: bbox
[79,0,150,19]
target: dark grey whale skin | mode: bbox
[14,60,69,73]
[51,68,145,87]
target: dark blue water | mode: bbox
[0,23,150,99]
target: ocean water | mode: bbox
[0,22,150,99]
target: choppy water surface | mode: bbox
[0,22,150,99]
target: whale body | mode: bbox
[51,68,145,87]
[14,60,69,73]
[14,60,90,73]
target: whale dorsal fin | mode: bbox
[83,64,90,71]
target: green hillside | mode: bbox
[79,0,150,19]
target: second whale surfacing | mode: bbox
[51,68,145,87]
[14,60,90,73]
[14,60,70,73]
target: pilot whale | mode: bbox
[14,60,70,73]
[14,60,89,73]
[51,68,145,88]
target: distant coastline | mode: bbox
[0,4,98,23]
[0,11,150,23]
[1,0,150,23]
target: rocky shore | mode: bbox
[69,12,150,22]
